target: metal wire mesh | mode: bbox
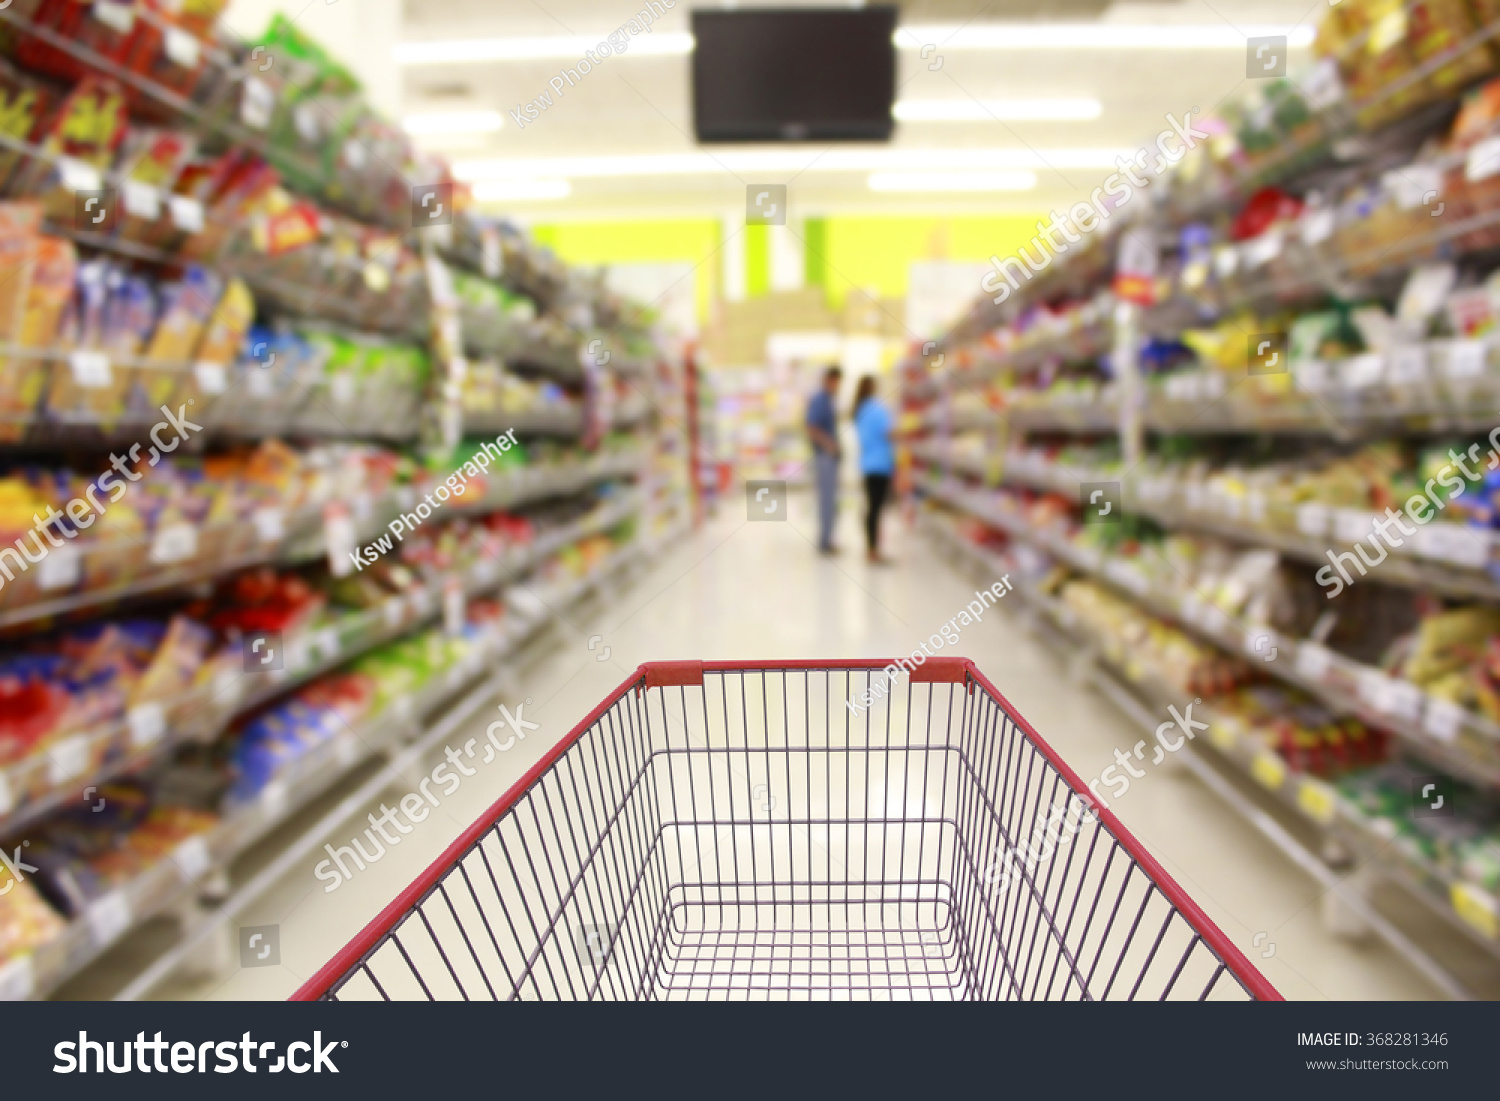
[313,664,1265,1001]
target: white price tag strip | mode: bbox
[86,890,133,947]
[317,627,340,661]
[149,522,198,565]
[383,598,405,628]
[1423,697,1467,743]
[325,509,357,577]
[172,835,211,882]
[0,769,12,817]
[1296,643,1332,683]
[1295,503,1330,538]
[47,735,89,785]
[444,582,467,635]
[68,350,112,389]
[121,180,161,220]
[251,507,284,544]
[336,736,360,768]
[126,702,165,748]
[0,954,35,1001]
[38,545,81,591]
[1417,523,1489,569]
[193,361,228,394]
[260,779,289,820]
[163,26,201,68]
[1445,340,1486,379]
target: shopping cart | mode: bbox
[294,659,1279,1001]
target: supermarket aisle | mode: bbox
[151,493,1462,1000]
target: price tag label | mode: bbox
[443,579,467,636]
[1451,881,1499,939]
[1383,678,1424,721]
[1386,345,1428,383]
[1300,208,1335,246]
[126,702,165,748]
[1445,340,1486,379]
[0,769,12,816]
[0,954,34,1001]
[86,890,133,947]
[163,26,201,68]
[284,635,310,672]
[121,180,161,220]
[211,667,242,707]
[68,350,112,389]
[251,507,284,544]
[1334,509,1374,543]
[240,76,275,130]
[1424,697,1467,744]
[1302,57,1344,110]
[1251,752,1287,791]
[1293,359,1331,392]
[1242,230,1282,268]
[1295,503,1330,538]
[335,736,360,768]
[383,598,405,628]
[260,779,289,820]
[92,1,135,33]
[172,836,211,882]
[1296,642,1332,683]
[248,369,273,397]
[1245,490,1267,524]
[1342,353,1385,390]
[316,627,340,661]
[391,695,415,723]
[1297,778,1338,825]
[168,196,204,234]
[1212,245,1239,278]
[324,506,357,578]
[409,586,435,617]
[1466,136,1500,183]
[38,544,81,591]
[193,362,227,394]
[1243,627,1276,661]
[46,735,89,784]
[1416,523,1489,569]
[58,158,103,194]
[330,373,356,404]
[149,522,198,565]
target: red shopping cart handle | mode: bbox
[293,658,1280,1001]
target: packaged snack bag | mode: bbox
[141,264,222,408]
[10,77,129,217]
[0,61,52,197]
[47,259,132,425]
[1409,0,1494,93]
[0,228,71,438]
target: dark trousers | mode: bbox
[863,473,891,553]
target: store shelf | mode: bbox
[0,488,644,840]
[0,494,670,1004]
[924,476,1500,791]
[910,443,1500,604]
[922,513,1487,998]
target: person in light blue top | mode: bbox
[805,365,842,554]
[852,375,895,564]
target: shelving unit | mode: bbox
[0,4,691,1000]
[903,6,1500,998]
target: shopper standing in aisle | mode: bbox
[806,365,843,554]
[852,375,895,565]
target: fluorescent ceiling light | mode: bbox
[894,98,1101,121]
[395,33,694,65]
[454,148,1130,182]
[868,170,1036,192]
[895,24,1314,48]
[396,24,1312,65]
[473,179,572,202]
[402,110,504,136]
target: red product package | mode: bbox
[12,1,142,85]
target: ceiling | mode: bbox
[385,0,1320,220]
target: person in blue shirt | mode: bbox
[852,375,895,564]
[805,365,842,554]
